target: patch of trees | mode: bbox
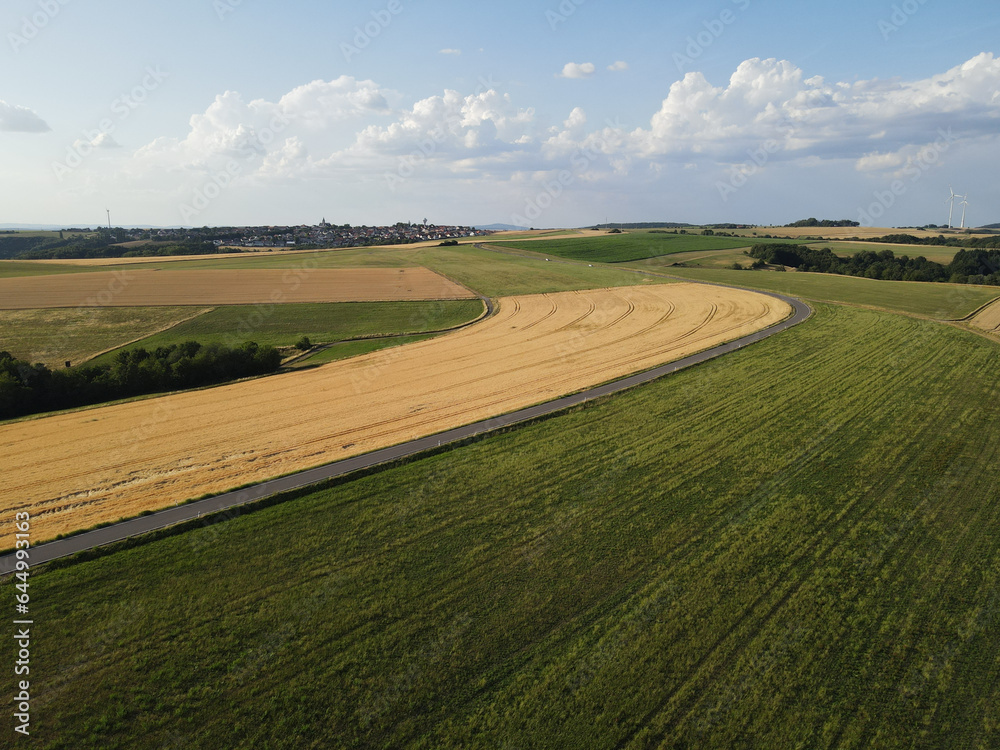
[18,240,221,260]
[785,219,861,228]
[591,223,691,230]
[749,243,1000,285]
[0,341,281,420]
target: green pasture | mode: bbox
[86,300,485,367]
[488,233,812,264]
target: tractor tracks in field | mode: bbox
[0,265,810,574]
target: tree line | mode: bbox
[0,341,281,420]
[785,218,861,228]
[749,244,1000,285]
[17,239,221,260]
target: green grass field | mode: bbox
[0,307,212,367]
[812,242,961,265]
[489,233,806,264]
[85,300,485,366]
[9,303,1000,748]
[0,260,101,278]
[289,333,441,367]
[412,245,671,297]
[646,267,999,319]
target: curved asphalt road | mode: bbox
[0,288,810,575]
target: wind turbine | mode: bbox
[959,194,969,229]
[945,186,957,229]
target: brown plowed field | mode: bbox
[0,283,790,541]
[0,268,475,309]
[969,297,1000,333]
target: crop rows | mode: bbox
[8,304,1000,748]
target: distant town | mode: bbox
[0,220,495,260]
[105,220,492,249]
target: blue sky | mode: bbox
[2,0,998,228]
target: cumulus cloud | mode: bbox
[439,48,461,55]
[0,101,50,133]
[595,53,1000,169]
[113,53,1000,211]
[332,87,537,174]
[132,76,389,173]
[608,61,629,72]
[558,62,596,79]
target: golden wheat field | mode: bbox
[0,283,791,541]
[969,298,1000,333]
[0,268,476,309]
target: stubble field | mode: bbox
[0,267,476,309]
[0,283,790,541]
[969,298,1000,334]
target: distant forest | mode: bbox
[784,218,861,228]
[749,243,1000,285]
[0,232,224,260]
[0,341,281,420]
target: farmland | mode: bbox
[0,283,790,540]
[9,302,1000,748]
[86,300,485,366]
[644,266,999,319]
[488,233,775,264]
[0,307,211,368]
[0,268,476,309]
[969,298,1000,334]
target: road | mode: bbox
[0,289,810,575]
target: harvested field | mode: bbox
[0,268,475,309]
[969,297,1000,333]
[0,283,790,540]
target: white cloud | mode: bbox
[608,61,629,72]
[131,76,390,174]
[558,62,596,80]
[78,54,1000,225]
[0,101,50,133]
[606,54,1000,167]
[439,48,462,55]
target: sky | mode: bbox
[2,0,999,229]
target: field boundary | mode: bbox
[283,295,494,367]
[75,306,216,366]
[0,288,810,574]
